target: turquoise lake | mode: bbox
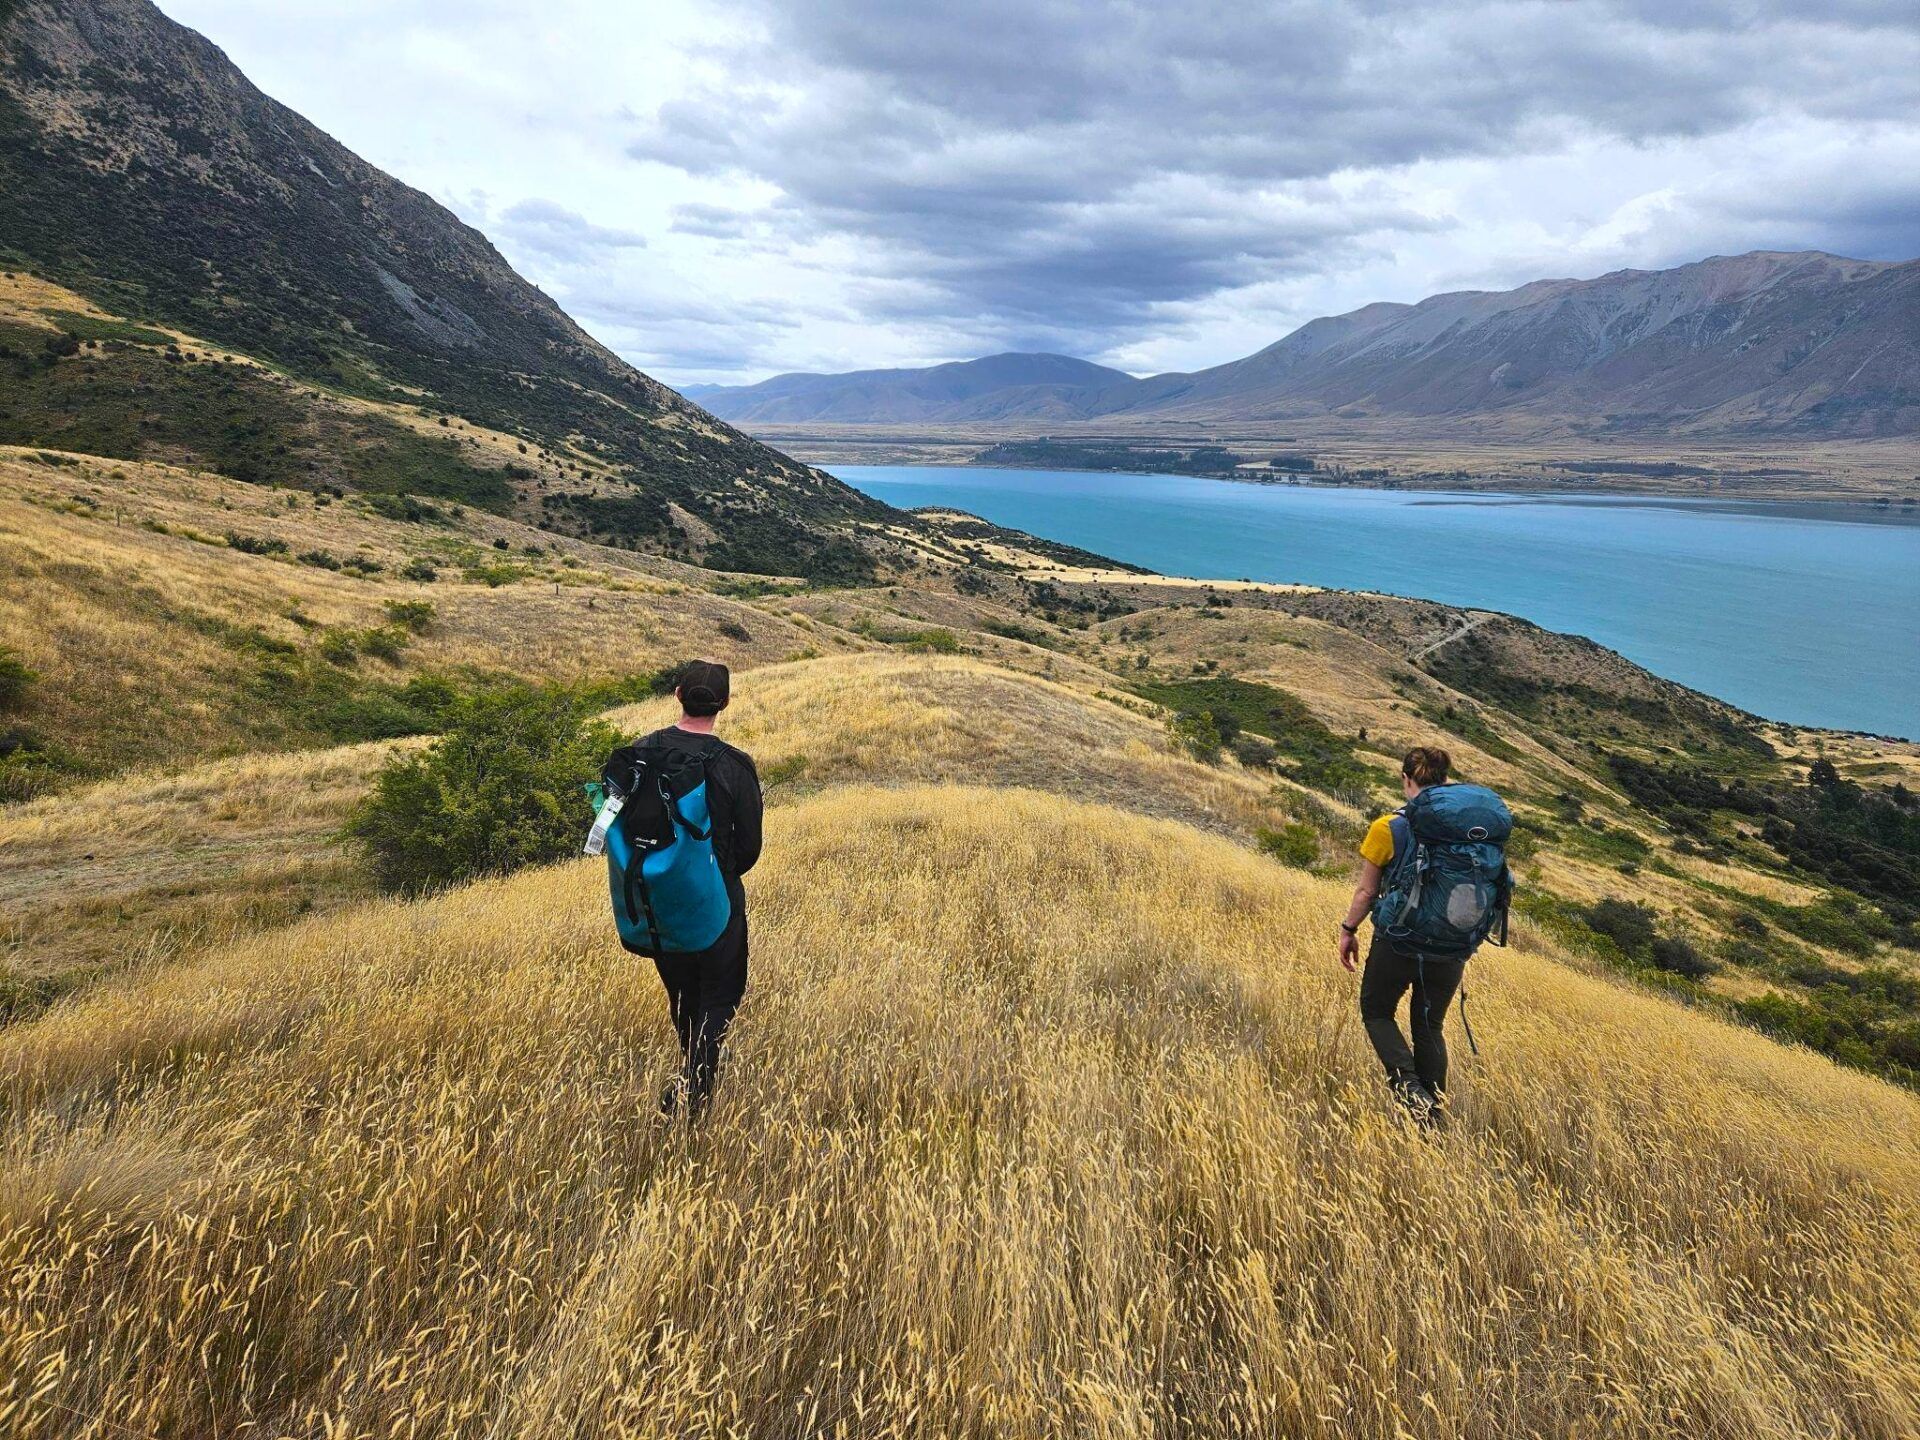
[831,465,1920,739]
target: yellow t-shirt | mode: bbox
[1359,814,1398,868]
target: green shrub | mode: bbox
[400,558,439,583]
[383,599,436,633]
[367,492,446,524]
[298,549,343,571]
[345,685,617,896]
[1231,734,1277,770]
[225,531,288,556]
[1256,822,1319,868]
[717,618,754,643]
[0,648,34,711]
[463,562,527,587]
[1649,934,1715,978]
[1167,710,1222,764]
[1584,898,1656,955]
[903,627,960,654]
[0,728,85,801]
[356,625,410,663]
[317,630,360,665]
[573,666,684,710]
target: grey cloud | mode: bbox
[669,202,759,238]
[622,0,1919,361]
[495,197,648,262]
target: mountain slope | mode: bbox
[715,253,1920,438]
[1124,251,1920,435]
[3,781,1915,1436]
[694,351,1134,424]
[0,0,899,578]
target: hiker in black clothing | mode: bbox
[633,660,762,1117]
[1337,745,1510,1124]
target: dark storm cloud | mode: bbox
[625,0,1920,356]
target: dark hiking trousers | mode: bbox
[1359,931,1466,1096]
[653,902,748,1110]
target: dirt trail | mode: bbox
[1410,610,1495,662]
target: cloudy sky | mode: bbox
[159,0,1920,387]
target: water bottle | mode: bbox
[583,790,625,856]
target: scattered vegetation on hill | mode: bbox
[1610,752,1920,928]
[1130,674,1379,802]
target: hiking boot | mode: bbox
[1388,1071,1438,1128]
[658,1079,686,1120]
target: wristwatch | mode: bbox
[1339,921,1359,936]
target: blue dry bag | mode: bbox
[598,740,732,956]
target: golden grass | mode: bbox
[605,652,1302,840]
[0,450,852,776]
[2,654,1308,1011]
[0,742,392,991]
[0,784,1913,1438]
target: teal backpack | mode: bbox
[1373,782,1514,959]
[595,739,733,957]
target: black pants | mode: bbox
[652,904,748,1109]
[1359,932,1466,1095]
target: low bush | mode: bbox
[345,685,617,896]
[382,599,436,633]
[1231,734,1277,770]
[224,532,288,556]
[1167,710,1223,764]
[0,648,34,711]
[356,626,410,664]
[1256,822,1319,868]
[1649,934,1715,978]
[1584,898,1657,955]
[317,630,360,666]
[367,493,445,524]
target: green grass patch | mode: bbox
[40,309,174,347]
[1130,675,1379,803]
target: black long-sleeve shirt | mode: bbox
[640,726,763,886]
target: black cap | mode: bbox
[677,659,730,717]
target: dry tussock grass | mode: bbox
[0,743,391,988]
[0,452,848,774]
[606,653,1299,838]
[6,654,1293,1007]
[0,785,1914,1439]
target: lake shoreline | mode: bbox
[756,427,1920,504]
[836,463,1920,739]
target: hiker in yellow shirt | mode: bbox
[1337,746,1475,1121]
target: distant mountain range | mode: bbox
[684,353,1134,424]
[695,252,1920,437]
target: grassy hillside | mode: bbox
[4,380,1919,1433]
[1,785,1915,1437]
[5,442,1917,1081]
